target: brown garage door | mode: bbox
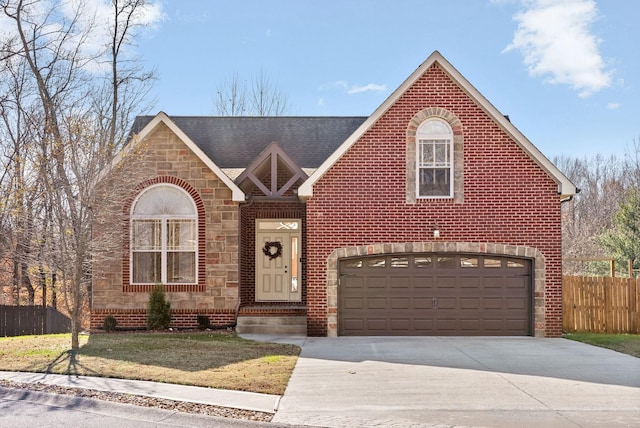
[339,254,531,336]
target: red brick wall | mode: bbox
[305,63,563,337]
[91,309,235,330]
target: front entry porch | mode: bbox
[235,305,307,335]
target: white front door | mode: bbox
[255,219,301,302]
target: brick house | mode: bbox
[91,51,576,337]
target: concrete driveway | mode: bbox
[265,336,640,428]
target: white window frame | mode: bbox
[130,184,198,285]
[416,118,454,198]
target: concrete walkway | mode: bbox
[265,336,640,428]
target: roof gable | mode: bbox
[115,112,246,202]
[297,51,577,201]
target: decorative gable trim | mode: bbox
[235,142,308,199]
[105,112,245,202]
[298,51,577,201]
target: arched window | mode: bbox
[130,184,197,284]
[417,118,454,198]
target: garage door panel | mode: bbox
[390,319,411,330]
[413,276,434,288]
[482,319,505,332]
[506,319,528,332]
[344,297,365,310]
[367,298,387,309]
[506,298,526,309]
[390,298,411,309]
[460,298,480,309]
[413,297,434,309]
[435,318,458,332]
[339,254,531,336]
[460,319,480,331]
[436,297,457,309]
[342,277,365,289]
[435,277,457,289]
[367,276,387,288]
[483,298,503,309]
[482,277,504,288]
[342,318,364,332]
[459,277,482,289]
[413,318,435,331]
[390,277,412,288]
[506,277,528,289]
[366,319,388,331]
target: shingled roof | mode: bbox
[130,116,367,169]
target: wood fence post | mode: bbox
[631,278,638,333]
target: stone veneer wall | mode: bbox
[91,122,239,330]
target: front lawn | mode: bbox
[565,332,640,358]
[0,332,299,395]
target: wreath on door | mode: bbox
[262,241,283,260]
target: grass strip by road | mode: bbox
[0,332,299,395]
[565,332,640,358]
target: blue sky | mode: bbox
[136,0,639,159]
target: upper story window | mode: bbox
[130,184,197,284]
[417,118,453,198]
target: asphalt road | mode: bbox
[0,387,300,428]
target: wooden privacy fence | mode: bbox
[563,276,640,334]
[0,305,71,337]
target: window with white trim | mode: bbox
[131,185,197,284]
[417,118,453,198]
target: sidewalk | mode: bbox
[0,370,280,414]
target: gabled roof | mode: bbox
[129,116,367,169]
[120,112,246,202]
[297,50,577,201]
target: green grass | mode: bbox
[0,332,300,395]
[565,332,640,358]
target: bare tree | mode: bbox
[214,69,289,116]
[213,72,247,116]
[556,154,629,275]
[0,0,160,349]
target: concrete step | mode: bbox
[236,316,307,335]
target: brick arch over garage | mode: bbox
[325,241,546,337]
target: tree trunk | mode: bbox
[22,261,34,305]
[12,257,19,305]
[40,262,47,308]
[51,272,57,309]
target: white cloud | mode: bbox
[319,80,386,95]
[347,83,387,95]
[503,0,612,97]
[606,102,620,110]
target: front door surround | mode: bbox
[255,219,302,302]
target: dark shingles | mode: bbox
[129,116,367,168]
